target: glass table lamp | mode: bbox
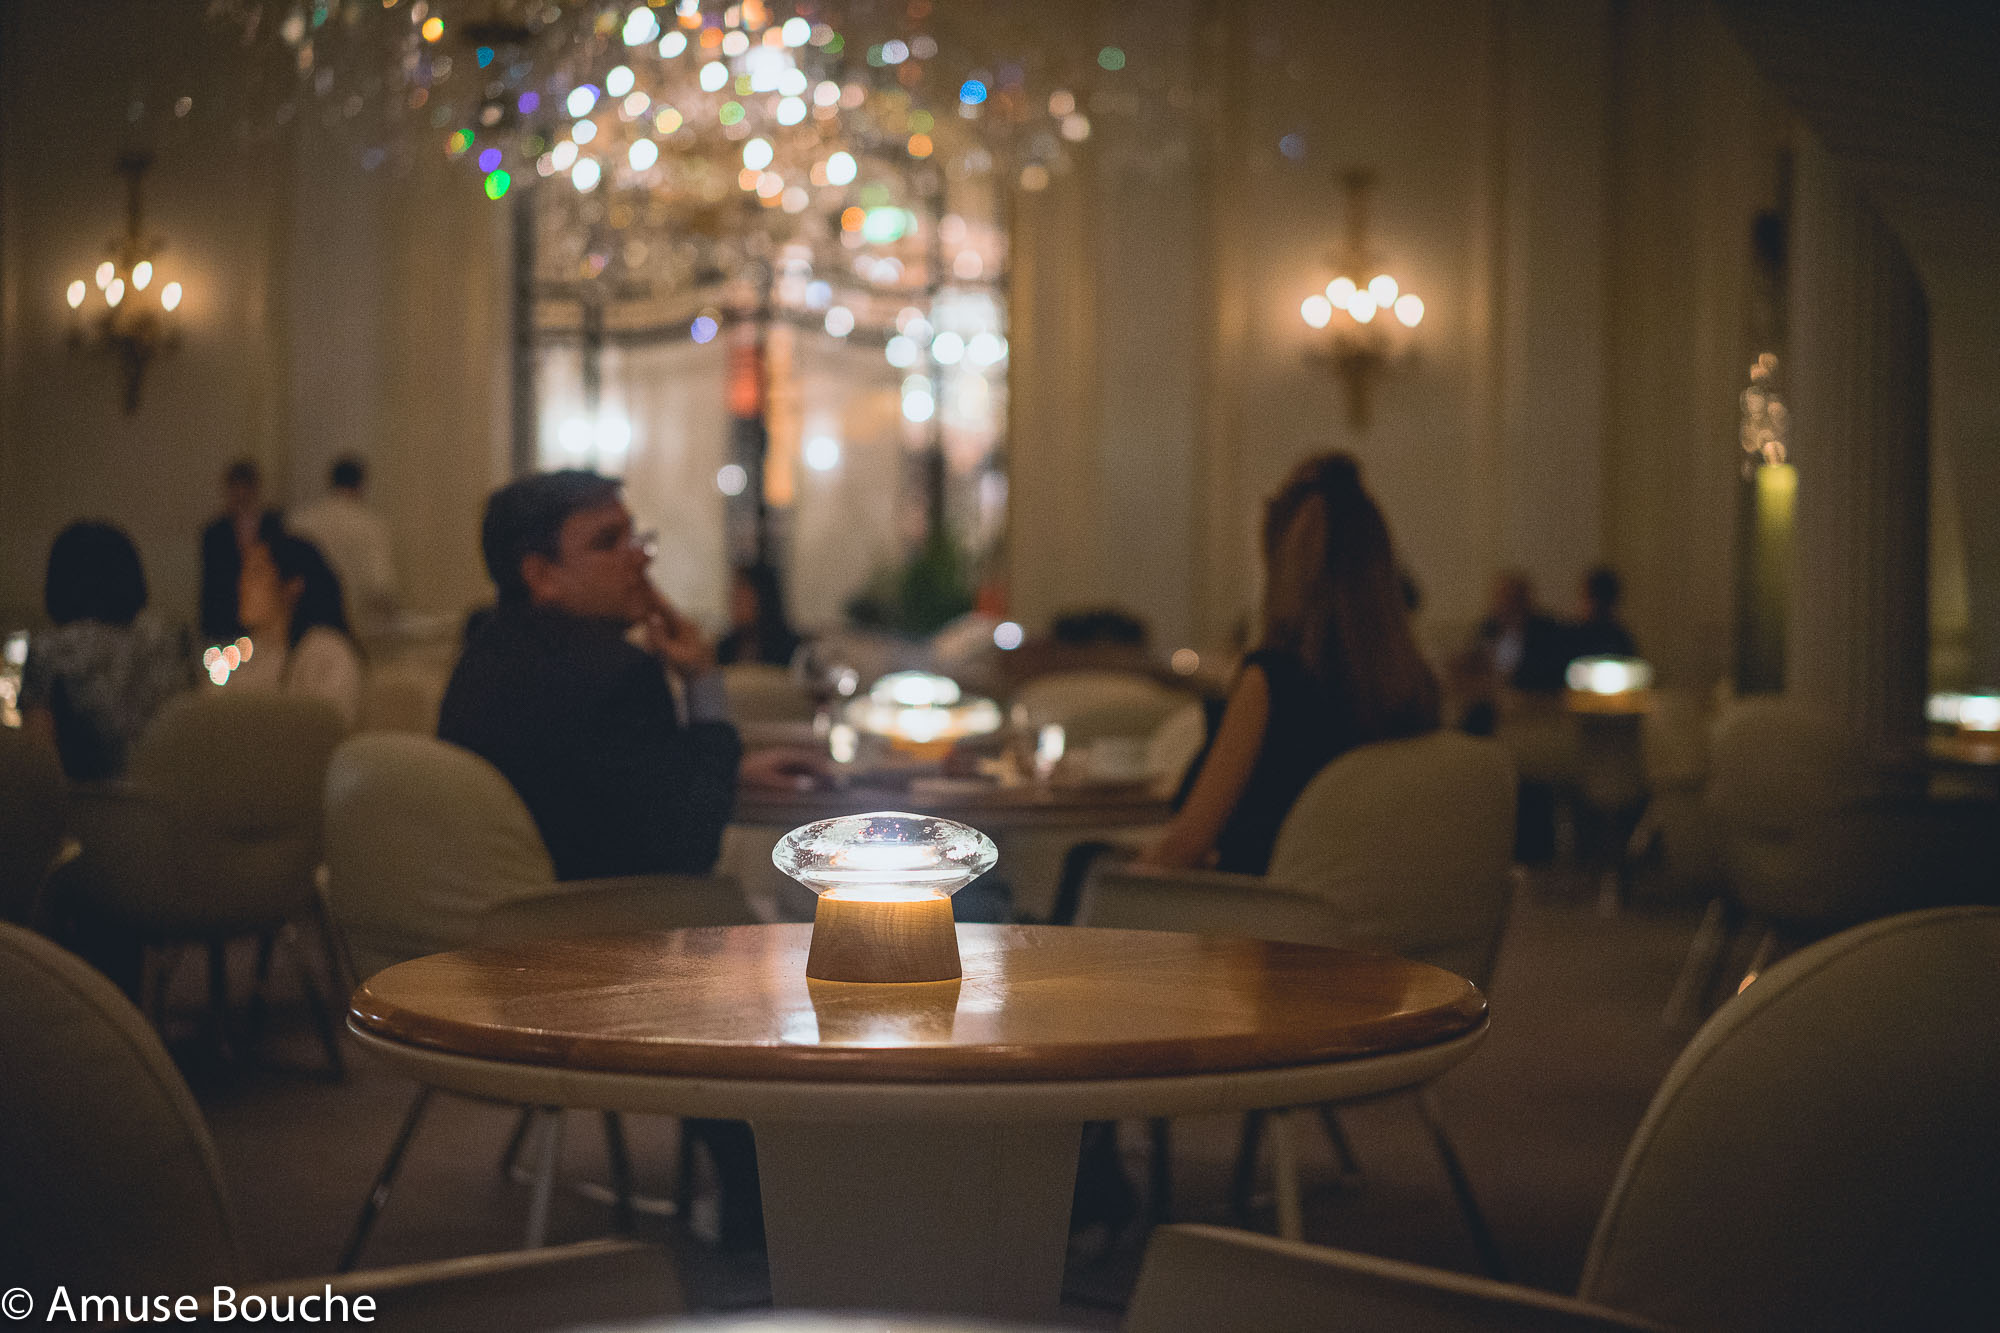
[776,811,998,983]
[845,671,1004,758]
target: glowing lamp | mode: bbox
[1566,656,1654,696]
[777,812,998,983]
[1931,691,2000,733]
[846,672,1003,757]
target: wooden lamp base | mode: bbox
[806,894,962,983]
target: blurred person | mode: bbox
[20,521,197,782]
[198,458,283,643]
[231,533,365,729]
[1453,569,1571,737]
[1140,453,1440,875]
[715,561,802,668]
[291,455,399,643]
[1569,564,1639,660]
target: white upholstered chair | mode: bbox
[1081,729,1516,1270]
[1129,906,2000,1332]
[322,732,755,1265]
[1010,669,1193,747]
[0,920,679,1329]
[55,690,349,1069]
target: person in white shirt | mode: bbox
[290,456,399,644]
[233,533,364,729]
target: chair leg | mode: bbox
[1734,927,1779,997]
[524,1106,565,1248]
[1664,896,1732,1028]
[1146,1117,1173,1225]
[499,1105,537,1178]
[1229,1110,1266,1225]
[1316,1104,1361,1176]
[339,1085,435,1272]
[1417,1089,1508,1280]
[602,1111,635,1233]
[1269,1110,1305,1241]
[284,926,346,1078]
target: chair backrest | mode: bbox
[0,921,245,1292]
[71,690,345,931]
[1579,906,2000,1331]
[1144,698,1210,795]
[721,662,816,724]
[1266,730,1516,984]
[323,733,556,977]
[1011,670,1191,743]
[0,728,66,924]
[1128,1223,1661,1333]
[1702,698,1944,926]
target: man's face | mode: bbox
[522,499,654,623]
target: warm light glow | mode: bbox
[1368,274,1399,307]
[571,158,602,192]
[95,262,115,291]
[105,278,126,308]
[931,331,965,365]
[571,118,598,144]
[1171,648,1201,675]
[824,305,854,337]
[1036,724,1067,773]
[1394,293,1425,327]
[622,6,660,45]
[993,621,1024,650]
[1347,293,1376,323]
[782,16,811,45]
[873,671,962,708]
[742,137,774,170]
[775,811,999,900]
[421,16,443,41]
[716,463,748,496]
[551,140,579,171]
[1326,276,1356,308]
[66,280,86,309]
[828,722,859,764]
[1566,656,1654,695]
[567,85,599,117]
[699,61,728,92]
[884,335,918,368]
[628,139,659,170]
[131,261,153,291]
[1959,695,2000,732]
[804,435,841,471]
[660,31,688,57]
[1301,294,1333,329]
[161,282,182,312]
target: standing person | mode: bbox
[231,533,365,729]
[198,459,282,644]
[715,562,802,668]
[20,522,197,782]
[291,455,400,644]
[1139,452,1441,875]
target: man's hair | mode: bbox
[329,455,366,491]
[45,521,148,626]
[480,470,623,604]
[1585,564,1623,611]
[223,458,260,489]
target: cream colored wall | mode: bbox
[1009,0,1773,693]
[1,2,509,635]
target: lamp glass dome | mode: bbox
[776,811,998,903]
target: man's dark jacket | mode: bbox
[437,603,740,880]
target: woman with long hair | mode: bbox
[1141,452,1440,872]
[234,532,364,727]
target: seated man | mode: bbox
[440,470,760,1248]
[440,470,740,881]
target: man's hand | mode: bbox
[740,746,831,791]
[639,585,716,679]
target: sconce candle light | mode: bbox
[1302,168,1422,430]
[66,153,182,414]
[777,811,997,983]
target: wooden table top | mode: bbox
[351,924,1485,1085]
[733,780,1172,830]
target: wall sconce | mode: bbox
[1301,169,1424,430]
[66,153,182,414]
[778,811,997,983]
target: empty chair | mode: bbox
[0,726,67,924]
[55,689,347,1067]
[1128,906,2000,1332]
[1082,729,1515,1269]
[1010,669,1192,747]
[0,920,679,1328]
[322,732,756,1265]
[1667,698,1997,1024]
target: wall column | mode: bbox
[1784,131,1929,761]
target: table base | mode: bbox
[754,1119,1081,1318]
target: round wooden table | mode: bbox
[349,924,1486,1318]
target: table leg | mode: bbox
[752,1119,1081,1317]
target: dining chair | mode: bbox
[1127,905,2000,1333]
[0,920,680,1329]
[1664,698,1997,1026]
[1010,669,1193,745]
[1080,729,1516,1272]
[0,726,68,925]
[720,662,817,724]
[321,731,756,1267]
[53,689,348,1069]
